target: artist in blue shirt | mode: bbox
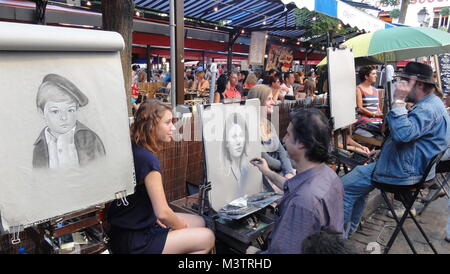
[250,108,344,254]
[107,99,215,254]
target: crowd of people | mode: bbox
[110,61,450,254]
[130,63,325,105]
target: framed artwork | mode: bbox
[265,45,294,72]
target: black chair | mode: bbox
[372,152,444,254]
[418,159,450,215]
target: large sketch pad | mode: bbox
[0,22,135,233]
[200,99,263,212]
[327,47,357,130]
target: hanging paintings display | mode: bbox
[265,45,294,72]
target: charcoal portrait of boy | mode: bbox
[33,74,106,169]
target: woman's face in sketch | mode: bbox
[43,100,78,135]
[226,123,245,159]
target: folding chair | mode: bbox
[372,152,444,254]
[418,160,450,215]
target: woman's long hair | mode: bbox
[221,112,249,177]
[130,99,172,153]
[247,85,273,142]
[303,79,316,97]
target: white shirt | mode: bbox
[386,65,395,82]
[45,127,79,169]
[280,83,294,96]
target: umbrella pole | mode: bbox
[383,54,393,113]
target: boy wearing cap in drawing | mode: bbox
[33,74,106,169]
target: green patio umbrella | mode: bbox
[317,27,450,66]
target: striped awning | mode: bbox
[132,0,317,39]
[134,0,394,39]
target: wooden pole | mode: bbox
[434,55,443,92]
[101,0,134,116]
[175,0,185,106]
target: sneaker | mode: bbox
[419,189,446,203]
[387,207,416,218]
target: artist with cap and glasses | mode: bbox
[342,62,450,238]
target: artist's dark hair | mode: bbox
[358,65,377,83]
[132,64,140,71]
[289,108,330,163]
[302,230,357,254]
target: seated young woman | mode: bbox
[354,66,383,132]
[107,99,215,254]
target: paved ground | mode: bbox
[348,193,450,254]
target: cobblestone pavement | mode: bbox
[348,194,450,254]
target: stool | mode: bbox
[372,152,444,254]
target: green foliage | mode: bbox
[293,8,347,36]
[440,7,450,16]
[389,9,400,18]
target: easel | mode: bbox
[325,44,373,174]
[0,205,108,254]
[170,101,277,254]
[41,205,108,254]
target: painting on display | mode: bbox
[265,45,294,72]
[0,22,135,233]
[248,31,267,66]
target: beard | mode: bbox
[405,86,418,103]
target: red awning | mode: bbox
[133,32,248,54]
[132,47,247,61]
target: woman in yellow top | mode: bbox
[192,71,210,93]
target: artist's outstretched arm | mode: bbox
[250,157,287,190]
